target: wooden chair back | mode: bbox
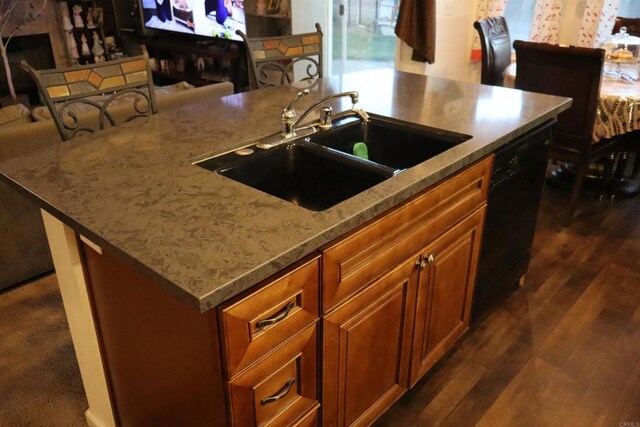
[513,41,620,224]
[473,16,512,86]
[612,17,640,37]
[513,41,605,160]
[21,46,157,141]
[236,24,323,90]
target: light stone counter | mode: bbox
[0,69,570,312]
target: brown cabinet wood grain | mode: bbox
[410,207,486,384]
[320,158,491,425]
[219,256,320,379]
[227,324,320,427]
[78,155,494,427]
[321,156,491,313]
[322,256,419,426]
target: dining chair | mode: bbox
[473,16,512,86]
[236,24,323,90]
[513,40,621,224]
[612,17,640,36]
[611,17,640,194]
[21,46,157,141]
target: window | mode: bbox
[502,0,638,44]
[503,0,535,43]
[618,1,640,18]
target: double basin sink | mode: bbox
[194,114,471,211]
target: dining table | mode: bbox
[504,60,640,195]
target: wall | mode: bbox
[395,0,480,83]
[291,0,330,77]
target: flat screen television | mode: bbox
[140,0,246,41]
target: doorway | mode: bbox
[331,0,399,74]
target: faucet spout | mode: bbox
[261,89,366,150]
[292,91,360,130]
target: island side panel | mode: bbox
[41,211,116,427]
[79,237,228,426]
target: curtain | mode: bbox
[529,0,563,43]
[471,0,509,60]
[395,0,436,63]
[577,0,622,47]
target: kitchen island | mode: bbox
[0,69,570,426]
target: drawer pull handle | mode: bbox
[261,378,296,406]
[256,301,295,330]
[425,254,436,265]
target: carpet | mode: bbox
[0,274,86,426]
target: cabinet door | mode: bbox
[411,207,486,384]
[323,257,419,426]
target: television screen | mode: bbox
[141,0,246,41]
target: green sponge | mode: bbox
[352,142,369,160]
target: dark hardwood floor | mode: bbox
[376,183,640,426]
[1,182,640,426]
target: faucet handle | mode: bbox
[319,106,332,129]
[349,92,359,106]
[284,89,310,119]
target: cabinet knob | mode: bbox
[425,254,435,265]
[415,258,427,271]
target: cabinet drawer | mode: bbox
[291,408,319,427]
[321,156,492,313]
[227,325,319,427]
[219,256,320,379]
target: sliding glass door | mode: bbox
[331,0,399,74]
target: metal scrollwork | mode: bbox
[57,87,154,140]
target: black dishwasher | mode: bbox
[473,121,553,320]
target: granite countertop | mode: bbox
[0,69,571,312]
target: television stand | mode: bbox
[144,37,247,92]
[195,39,230,53]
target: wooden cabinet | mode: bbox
[219,256,321,426]
[320,157,492,426]
[410,207,486,384]
[321,156,492,312]
[79,156,493,427]
[219,256,319,378]
[322,257,419,426]
[227,325,320,426]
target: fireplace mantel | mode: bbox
[1,2,70,69]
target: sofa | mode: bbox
[0,81,234,290]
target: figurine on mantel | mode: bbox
[86,10,95,28]
[61,6,73,31]
[73,4,84,28]
[67,32,80,60]
[91,31,105,62]
[80,33,90,56]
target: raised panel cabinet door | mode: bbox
[411,207,486,384]
[321,156,492,313]
[323,256,419,427]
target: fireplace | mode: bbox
[1,34,56,106]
